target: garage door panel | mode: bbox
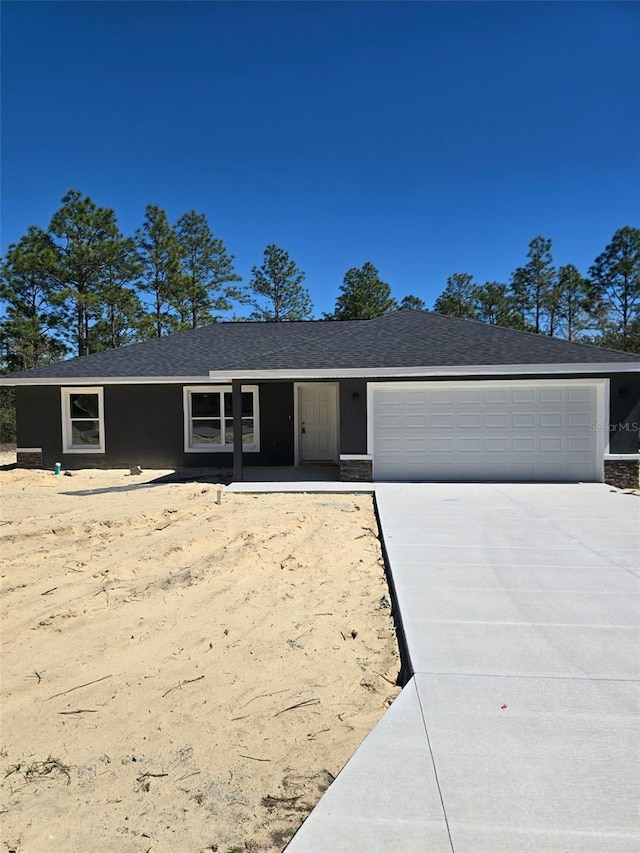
[372,382,601,482]
[486,438,509,452]
[513,389,536,403]
[485,413,508,427]
[512,437,536,452]
[486,389,508,403]
[457,389,482,403]
[405,414,427,428]
[404,396,427,408]
[431,438,454,452]
[569,388,592,402]
[568,412,590,427]
[429,389,454,403]
[568,437,591,453]
[541,412,564,427]
[513,413,536,427]
[567,462,596,481]
[432,413,454,428]
[540,463,567,479]
[376,414,402,429]
[457,413,481,428]
[541,388,564,402]
[377,439,403,453]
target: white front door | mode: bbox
[297,383,338,463]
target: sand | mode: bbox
[0,459,400,853]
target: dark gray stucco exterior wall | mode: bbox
[107,384,184,467]
[16,382,295,469]
[16,386,62,463]
[256,382,295,464]
[339,379,367,454]
[609,375,640,453]
[14,372,639,469]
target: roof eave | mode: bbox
[206,363,640,380]
[2,361,639,386]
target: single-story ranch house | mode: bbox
[2,310,639,488]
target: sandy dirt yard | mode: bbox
[0,460,400,853]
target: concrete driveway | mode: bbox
[287,483,639,852]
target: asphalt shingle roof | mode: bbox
[3,310,638,381]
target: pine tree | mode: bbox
[399,294,426,311]
[0,226,68,370]
[244,245,312,321]
[589,227,640,351]
[89,238,143,351]
[433,273,478,319]
[510,236,556,333]
[473,282,523,328]
[47,190,134,356]
[333,262,397,319]
[174,211,241,328]
[555,264,593,341]
[136,205,182,337]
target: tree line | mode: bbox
[433,231,640,353]
[0,189,422,370]
[1,190,639,378]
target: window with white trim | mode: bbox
[183,386,259,452]
[61,387,105,453]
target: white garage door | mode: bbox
[371,381,604,482]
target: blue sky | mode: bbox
[2,1,639,317]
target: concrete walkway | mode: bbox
[227,480,374,494]
[286,483,639,852]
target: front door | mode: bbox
[297,383,338,463]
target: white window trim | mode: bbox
[183,385,260,453]
[61,387,105,454]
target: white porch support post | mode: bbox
[232,379,243,481]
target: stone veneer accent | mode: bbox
[340,458,373,482]
[16,449,43,469]
[604,459,640,490]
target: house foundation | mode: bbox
[604,458,640,490]
[340,455,373,482]
[16,448,43,469]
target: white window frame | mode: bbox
[61,387,105,454]
[183,385,260,453]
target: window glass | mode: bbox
[241,392,254,417]
[185,386,258,452]
[192,393,219,418]
[62,387,104,453]
[192,420,221,445]
[70,393,99,419]
[224,392,234,418]
[242,419,254,444]
[222,392,254,417]
[71,421,100,446]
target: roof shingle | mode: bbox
[3,310,638,382]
